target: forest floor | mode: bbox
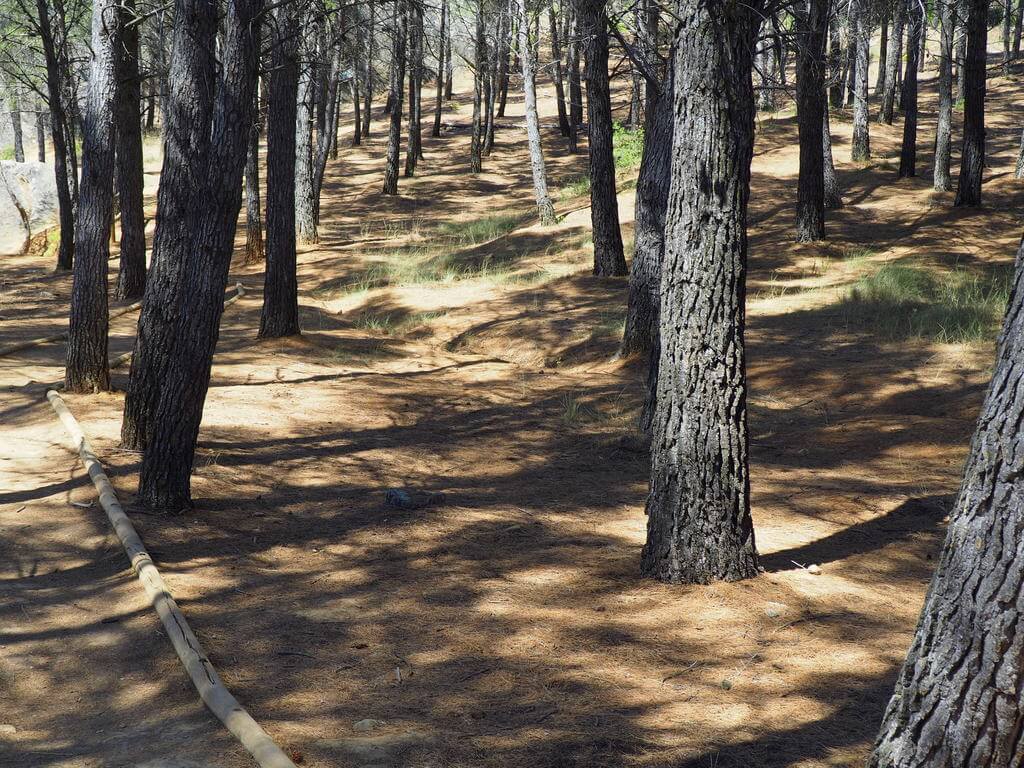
[3,57,1024,768]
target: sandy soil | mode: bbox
[2,54,1023,768]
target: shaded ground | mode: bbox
[2,53,1023,768]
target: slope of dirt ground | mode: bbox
[3,55,1024,767]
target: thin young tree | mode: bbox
[934,0,956,190]
[795,0,827,242]
[851,0,871,160]
[34,102,45,162]
[641,0,761,584]
[260,1,301,337]
[1003,0,1013,73]
[955,0,987,207]
[550,4,569,137]
[362,0,375,138]
[823,106,843,208]
[65,0,120,393]
[383,0,407,191]
[576,0,626,276]
[136,0,263,511]
[867,236,1024,768]
[245,82,265,264]
[898,0,923,178]
[294,9,319,245]
[432,0,446,137]
[515,0,555,225]
[566,4,581,152]
[114,0,146,301]
[9,94,23,162]
[469,0,484,173]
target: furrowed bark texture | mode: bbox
[868,239,1024,768]
[405,0,423,176]
[515,0,555,225]
[260,2,301,338]
[383,0,407,192]
[121,0,216,450]
[795,0,826,242]
[641,0,760,585]
[851,0,871,161]
[65,0,120,394]
[550,6,569,137]
[955,0,987,207]
[823,106,842,209]
[470,1,484,173]
[294,13,318,245]
[114,0,146,302]
[577,0,626,276]
[244,85,264,264]
[880,2,905,124]
[137,0,263,511]
[898,1,922,179]
[934,0,955,191]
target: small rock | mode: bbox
[384,488,446,510]
[0,723,16,735]
[764,601,788,618]
[806,564,822,575]
[354,718,385,732]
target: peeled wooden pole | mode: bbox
[46,388,295,768]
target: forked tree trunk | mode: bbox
[795,0,826,243]
[642,0,761,585]
[383,0,407,192]
[66,0,120,394]
[259,2,301,338]
[515,0,555,225]
[955,0,987,207]
[880,2,905,124]
[868,238,1024,768]
[577,0,626,276]
[934,0,956,191]
[851,0,871,161]
[121,0,216,451]
[136,0,262,512]
[898,1,922,179]
[114,0,146,302]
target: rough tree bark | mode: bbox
[641,0,761,585]
[823,106,843,209]
[259,1,301,338]
[955,0,987,207]
[432,0,446,138]
[551,4,569,137]
[934,0,956,191]
[405,0,423,176]
[469,0,484,173]
[136,0,262,512]
[383,0,407,191]
[898,0,923,179]
[244,83,265,264]
[867,239,1024,768]
[114,0,146,302]
[10,96,23,162]
[515,0,556,225]
[362,0,375,138]
[880,2,905,124]
[65,0,120,394]
[795,0,826,242]
[294,12,318,245]
[851,0,871,161]
[567,4,582,151]
[577,0,626,276]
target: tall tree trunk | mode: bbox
[294,14,318,245]
[567,4,583,131]
[312,47,341,224]
[823,105,843,208]
[642,0,761,585]
[383,0,407,191]
[114,0,146,302]
[121,0,216,451]
[259,2,301,338]
[828,15,843,107]
[876,11,890,93]
[361,0,374,138]
[469,0,484,173]
[550,5,569,137]
[758,34,778,111]
[515,0,555,225]
[244,84,265,264]
[66,0,120,393]
[136,0,262,512]
[852,0,871,160]
[795,0,826,243]
[955,0,987,207]
[10,96,24,163]
[621,70,671,359]
[496,9,511,117]
[1015,0,1024,56]
[899,0,923,178]
[432,0,446,137]
[880,2,905,124]
[405,0,423,176]
[444,13,453,100]
[35,103,45,162]
[934,0,956,190]
[35,0,74,270]
[868,239,1024,768]
[577,0,626,276]
[1003,0,1013,74]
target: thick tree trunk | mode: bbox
[880,2,905,124]
[852,0,871,161]
[244,86,264,264]
[868,238,1024,768]
[795,0,826,243]
[934,0,956,191]
[259,2,301,338]
[515,0,555,225]
[66,0,120,394]
[432,0,446,137]
[121,0,216,451]
[35,0,74,271]
[383,0,407,192]
[294,16,318,245]
[823,106,843,209]
[621,73,671,359]
[577,0,626,277]
[551,5,569,137]
[114,0,145,302]
[955,0,987,207]
[405,0,423,176]
[136,0,262,512]
[642,0,761,585]
[899,1,923,178]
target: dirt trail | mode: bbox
[2,60,1024,767]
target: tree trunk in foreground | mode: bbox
[868,239,1024,768]
[136,0,262,512]
[898,2,922,179]
[65,0,120,394]
[383,0,407,191]
[851,0,871,161]
[934,0,956,191]
[795,0,826,242]
[260,2,301,338]
[641,0,761,585]
[955,0,987,207]
[114,0,146,302]
[577,0,626,276]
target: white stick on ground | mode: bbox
[46,388,295,768]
